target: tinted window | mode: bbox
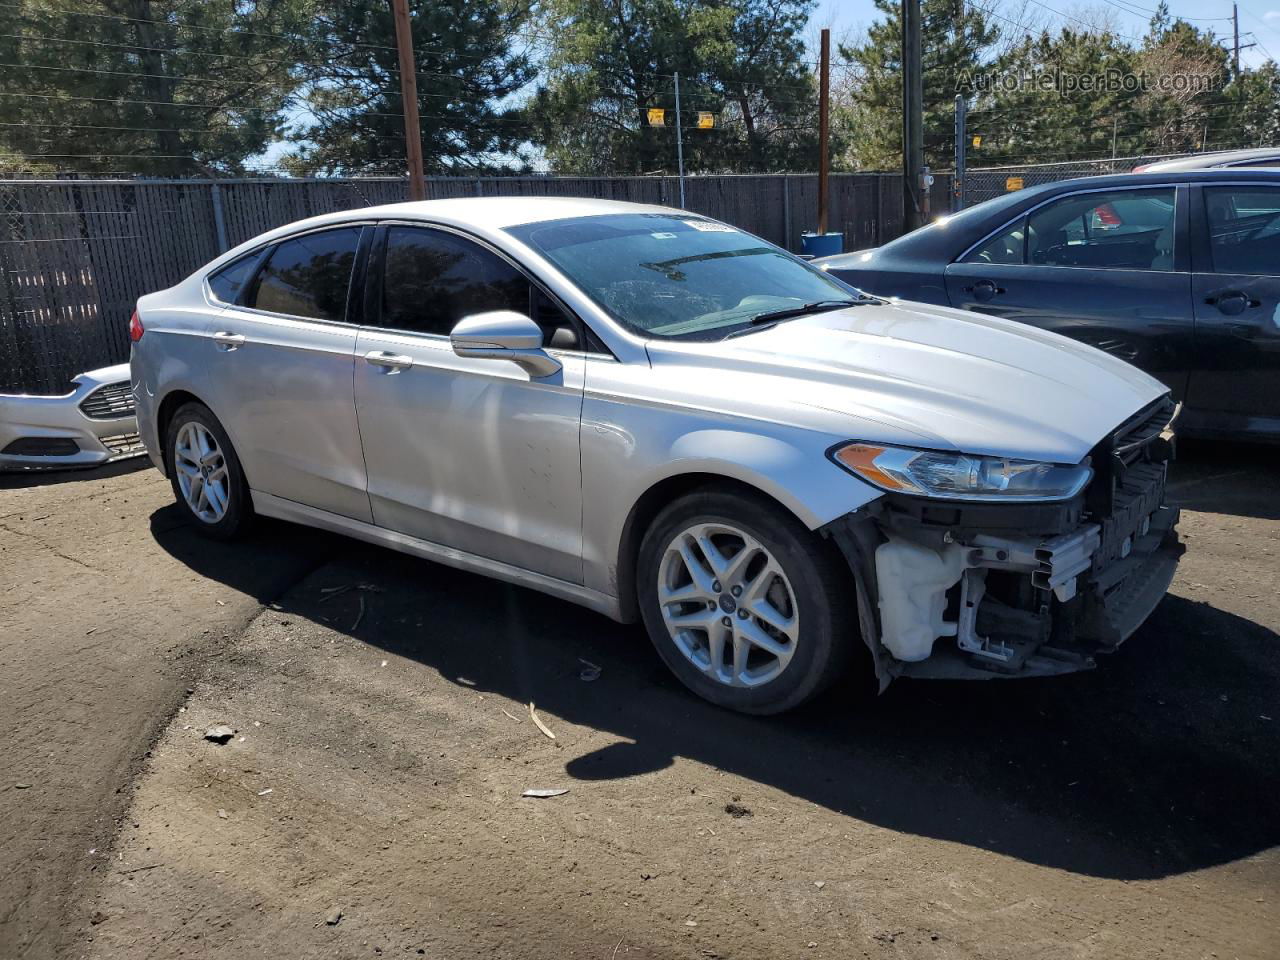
[248,227,361,321]
[1027,188,1176,271]
[207,253,259,304]
[380,227,529,336]
[506,213,855,340]
[1204,186,1280,275]
[963,219,1025,264]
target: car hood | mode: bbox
[646,299,1167,464]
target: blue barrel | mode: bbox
[800,231,843,258]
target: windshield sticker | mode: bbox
[650,232,677,239]
[683,220,736,233]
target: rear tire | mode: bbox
[164,401,253,541]
[637,488,858,714]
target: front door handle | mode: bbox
[212,331,245,351]
[1204,291,1261,316]
[364,350,413,371]
[963,279,1006,302]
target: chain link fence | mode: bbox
[960,153,1191,207]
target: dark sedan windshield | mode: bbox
[506,213,859,339]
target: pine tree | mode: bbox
[283,0,535,175]
[0,0,311,176]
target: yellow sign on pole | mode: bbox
[696,111,715,129]
[971,135,982,148]
[1006,176,1024,191]
[647,108,665,127]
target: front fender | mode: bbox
[664,429,879,530]
[580,395,883,603]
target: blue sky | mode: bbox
[807,0,1280,67]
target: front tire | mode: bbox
[164,401,252,541]
[637,488,857,714]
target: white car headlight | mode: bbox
[831,443,1092,502]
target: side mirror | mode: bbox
[449,310,562,379]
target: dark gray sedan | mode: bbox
[815,170,1280,442]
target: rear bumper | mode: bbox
[0,364,143,471]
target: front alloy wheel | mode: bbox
[637,488,858,714]
[658,522,799,688]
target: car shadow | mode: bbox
[1169,440,1280,521]
[0,455,149,490]
[152,508,1280,884]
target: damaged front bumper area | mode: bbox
[825,398,1184,685]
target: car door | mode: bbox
[353,222,587,584]
[1186,183,1280,436]
[944,185,1196,402]
[205,224,372,522]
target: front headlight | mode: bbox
[830,443,1092,501]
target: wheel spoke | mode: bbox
[666,608,714,630]
[659,580,709,606]
[720,542,758,585]
[694,531,729,577]
[730,633,750,685]
[749,598,797,639]
[706,620,729,678]
[675,538,716,595]
[205,478,226,515]
[738,618,790,658]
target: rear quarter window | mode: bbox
[207,253,259,304]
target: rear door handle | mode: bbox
[364,350,413,371]
[1204,291,1261,315]
[963,279,1006,302]
[212,331,245,351]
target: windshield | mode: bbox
[506,213,862,340]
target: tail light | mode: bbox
[128,309,144,342]
[1131,164,1150,173]
[1094,203,1123,227]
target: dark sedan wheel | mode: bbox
[165,401,253,540]
[637,488,858,714]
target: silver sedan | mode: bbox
[130,198,1182,713]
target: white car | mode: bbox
[130,198,1183,713]
[0,363,142,470]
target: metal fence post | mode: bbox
[782,176,792,251]
[954,94,966,212]
[210,182,230,252]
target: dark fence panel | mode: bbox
[0,172,922,394]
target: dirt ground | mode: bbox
[3,443,1278,960]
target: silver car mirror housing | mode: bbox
[449,311,562,379]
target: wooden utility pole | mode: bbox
[902,0,924,230]
[1234,3,1241,76]
[817,28,831,235]
[391,0,426,201]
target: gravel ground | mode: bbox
[2,443,1277,960]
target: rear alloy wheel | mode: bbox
[165,402,252,540]
[174,421,231,524]
[638,489,857,714]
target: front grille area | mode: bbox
[2,437,80,456]
[1085,394,1177,517]
[102,432,145,456]
[79,381,135,420]
[1112,395,1177,465]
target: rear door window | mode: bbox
[1203,186,1280,275]
[247,227,362,321]
[1026,188,1176,270]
